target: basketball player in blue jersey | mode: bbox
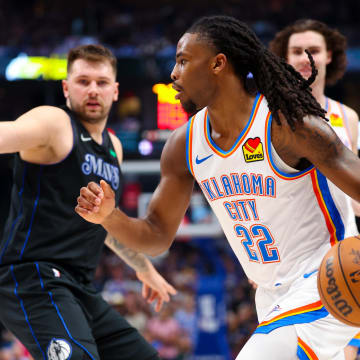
[76,16,360,359]
[270,19,360,360]
[0,44,176,360]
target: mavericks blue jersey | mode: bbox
[0,106,122,282]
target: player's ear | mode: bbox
[62,79,69,99]
[113,82,119,101]
[212,53,227,75]
[326,50,332,65]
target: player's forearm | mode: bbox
[105,235,149,272]
[102,208,173,256]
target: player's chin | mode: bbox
[181,99,198,115]
[83,112,105,124]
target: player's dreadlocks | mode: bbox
[186,15,327,130]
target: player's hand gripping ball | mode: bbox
[317,236,360,327]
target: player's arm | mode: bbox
[105,133,177,311]
[105,233,150,272]
[76,124,195,256]
[289,115,360,202]
[105,234,176,311]
[0,106,72,162]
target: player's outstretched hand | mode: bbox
[136,262,177,312]
[75,180,115,224]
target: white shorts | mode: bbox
[252,270,359,359]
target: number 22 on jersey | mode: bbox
[234,224,280,263]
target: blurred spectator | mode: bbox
[0,325,13,360]
[123,291,151,334]
[1,0,360,60]
[0,327,33,360]
[174,292,197,350]
[145,304,191,360]
[11,338,33,360]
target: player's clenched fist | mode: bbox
[75,180,115,224]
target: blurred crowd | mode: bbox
[0,0,359,59]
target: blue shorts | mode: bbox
[0,262,159,360]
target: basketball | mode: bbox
[317,236,360,327]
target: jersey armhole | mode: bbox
[265,113,314,179]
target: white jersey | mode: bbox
[186,93,350,289]
[326,97,352,149]
[325,97,358,238]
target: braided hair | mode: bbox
[186,15,327,129]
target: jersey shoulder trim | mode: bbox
[186,115,195,177]
[265,113,314,180]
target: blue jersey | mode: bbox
[0,106,122,282]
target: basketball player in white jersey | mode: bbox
[76,16,360,359]
[270,18,360,223]
[270,20,360,360]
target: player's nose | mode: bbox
[171,64,179,81]
[88,81,99,96]
[300,50,311,63]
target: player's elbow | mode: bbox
[145,235,174,257]
[143,216,176,256]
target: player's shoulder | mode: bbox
[160,121,190,175]
[16,106,71,136]
[272,112,333,157]
[167,109,204,144]
[25,105,69,120]
[169,121,188,142]
[108,130,121,146]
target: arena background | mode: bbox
[0,1,359,359]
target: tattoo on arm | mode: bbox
[309,127,342,167]
[105,236,148,272]
[297,118,344,169]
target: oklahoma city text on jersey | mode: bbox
[200,172,275,222]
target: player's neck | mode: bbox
[207,79,255,136]
[80,118,108,145]
[311,81,326,109]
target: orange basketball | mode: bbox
[317,236,360,327]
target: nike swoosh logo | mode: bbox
[80,134,92,142]
[303,269,318,278]
[195,154,213,164]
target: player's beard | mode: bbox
[181,98,198,116]
[69,98,109,124]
